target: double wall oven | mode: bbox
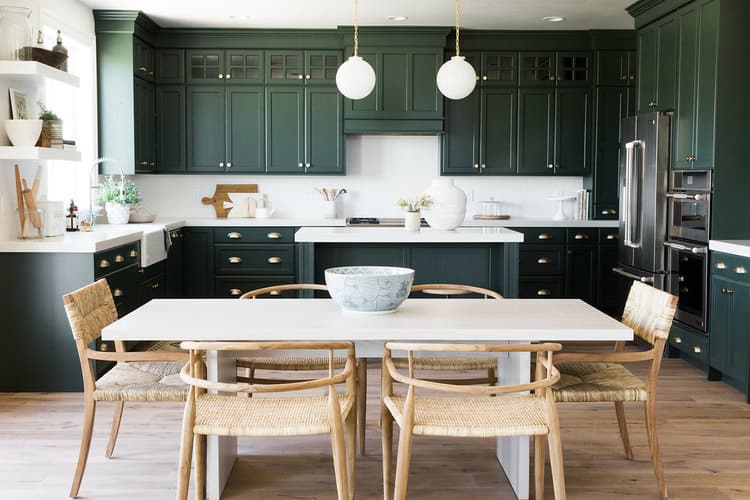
[664,170,712,332]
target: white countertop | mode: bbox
[294,226,524,243]
[102,298,632,343]
[181,217,346,227]
[463,217,619,228]
[709,240,750,259]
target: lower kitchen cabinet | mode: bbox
[165,228,184,297]
[565,241,597,305]
[183,227,215,297]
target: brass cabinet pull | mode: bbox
[228,256,242,264]
[629,75,635,80]
[269,290,282,296]
[151,282,160,289]
[226,162,233,168]
[574,233,590,240]
[219,162,225,168]
[537,233,552,240]
[715,261,726,270]
[482,75,488,80]
[548,76,555,80]
[225,74,231,79]
[735,266,747,274]
[139,161,149,166]
[113,288,124,297]
[267,232,282,239]
[648,101,657,108]
[693,346,702,354]
[114,255,124,263]
[305,162,311,168]
[229,288,242,296]
[149,162,155,167]
[537,257,552,265]
[99,259,110,268]
[606,233,618,240]
[297,74,304,80]
[137,66,148,73]
[674,336,682,344]
[536,289,551,297]
[227,232,242,239]
[601,209,617,215]
[305,74,311,79]
[267,256,282,264]
[556,76,562,81]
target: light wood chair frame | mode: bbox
[381,342,566,500]
[548,281,678,500]
[177,341,357,500]
[63,279,189,498]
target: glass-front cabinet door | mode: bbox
[304,51,341,84]
[519,52,555,86]
[265,51,304,84]
[226,50,263,83]
[480,52,517,86]
[187,50,225,83]
[556,52,591,86]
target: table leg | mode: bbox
[205,350,238,500]
[496,348,531,500]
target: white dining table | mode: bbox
[102,298,632,500]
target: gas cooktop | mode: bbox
[346,217,429,227]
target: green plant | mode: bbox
[37,101,60,122]
[396,194,433,212]
[96,176,142,205]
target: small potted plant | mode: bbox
[396,195,433,232]
[36,101,63,148]
[97,176,141,225]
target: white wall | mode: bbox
[134,135,583,220]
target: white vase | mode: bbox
[404,211,421,232]
[422,178,466,230]
[105,202,130,225]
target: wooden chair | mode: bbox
[382,342,566,500]
[62,279,189,498]
[177,341,357,500]
[549,281,678,499]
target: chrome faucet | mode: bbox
[87,157,127,229]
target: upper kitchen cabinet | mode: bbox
[187,50,264,84]
[133,36,155,82]
[556,52,593,86]
[265,50,341,85]
[156,85,186,172]
[596,50,635,86]
[517,87,555,174]
[635,14,678,112]
[156,49,184,83]
[479,52,517,86]
[342,28,448,134]
[519,52,556,86]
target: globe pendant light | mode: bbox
[436,0,477,100]
[336,0,376,100]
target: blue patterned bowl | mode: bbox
[324,266,415,314]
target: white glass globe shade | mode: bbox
[336,56,376,100]
[436,55,477,100]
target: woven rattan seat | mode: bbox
[194,393,354,437]
[236,355,348,371]
[384,394,548,438]
[93,361,187,402]
[553,361,647,403]
[392,356,497,371]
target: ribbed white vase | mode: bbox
[422,178,466,230]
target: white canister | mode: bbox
[404,211,421,232]
[421,178,467,230]
[322,200,337,219]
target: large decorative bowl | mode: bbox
[324,266,415,314]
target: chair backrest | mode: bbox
[239,283,328,300]
[179,341,355,395]
[622,281,678,346]
[410,284,503,299]
[383,342,560,396]
[63,279,117,345]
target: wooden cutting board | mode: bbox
[201,184,258,218]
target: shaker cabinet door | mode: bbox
[441,88,480,175]
[305,86,344,174]
[481,87,516,174]
[156,85,186,172]
[265,86,304,173]
[186,86,226,172]
[554,87,592,175]
[517,87,555,174]
[226,86,264,172]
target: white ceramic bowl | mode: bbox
[324,266,415,314]
[4,119,43,147]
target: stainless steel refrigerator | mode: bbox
[613,112,672,289]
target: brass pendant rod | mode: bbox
[455,0,460,56]
[354,0,360,57]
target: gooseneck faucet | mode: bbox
[87,157,127,229]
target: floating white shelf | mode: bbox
[0,146,81,162]
[0,61,79,88]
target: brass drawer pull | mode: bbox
[693,346,702,354]
[735,266,747,274]
[537,233,552,240]
[715,261,726,270]
[574,233,590,240]
[228,256,242,264]
[537,257,552,265]
[99,259,110,268]
[267,257,282,264]
[267,232,282,239]
[601,209,617,215]
[150,283,160,289]
[606,234,618,240]
[674,337,682,344]
[269,290,282,296]
[114,255,124,263]
[129,249,138,258]
[536,289,551,297]
[113,288,124,297]
[229,288,242,296]
[227,232,242,240]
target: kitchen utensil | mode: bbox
[201,184,258,218]
[21,180,41,236]
[14,164,24,229]
[31,166,41,197]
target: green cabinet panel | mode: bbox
[156,85,186,172]
[556,52,592,86]
[710,274,750,388]
[637,15,678,112]
[480,52,517,86]
[134,78,155,173]
[265,86,304,173]
[313,245,409,283]
[674,3,699,170]
[156,49,184,84]
[636,25,658,112]
[265,50,304,83]
[555,87,592,175]
[227,86,265,172]
[186,86,226,171]
[305,86,344,174]
[346,50,378,116]
[596,233,623,317]
[411,51,442,114]
[441,88,480,175]
[692,0,718,170]
[226,50,264,83]
[517,87,554,174]
[565,243,597,305]
[304,50,342,84]
[133,36,155,81]
[410,246,493,288]
[519,52,556,86]
[382,52,409,113]
[183,227,214,298]
[165,228,184,298]
[481,88,516,174]
[187,50,225,83]
[597,50,635,86]
[593,86,632,215]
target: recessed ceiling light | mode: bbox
[386,15,408,22]
[229,15,249,20]
[543,16,566,23]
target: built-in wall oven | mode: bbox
[664,171,712,332]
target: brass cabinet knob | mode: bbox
[228,256,242,264]
[113,288,124,297]
[621,75,627,80]
[606,233,618,240]
[305,74,311,79]
[693,346,702,354]
[482,75,488,80]
[297,74,304,79]
[480,163,486,169]
[735,266,747,274]
[537,257,552,265]
[475,75,480,81]
[225,74,232,79]
[629,75,635,80]
[218,73,224,79]
[715,261,726,270]
[548,76,555,80]
[556,76,562,80]
[574,233,590,240]
[100,342,110,351]
[148,70,154,76]
[305,162,311,168]
[648,101,657,108]
[229,288,242,296]
[537,233,551,240]
[267,256,282,264]
[227,232,242,239]
[537,289,551,297]
[151,282,160,289]
[226,162,232,168]
[114,255,124,263]
[674,336,682,344]
[473,164,479,169]
[547,164,554,169]
[267,232,282,239]
[269,290,282,296]
[149,162,155,167]
[298,162,304,168]
[99,259,110,268]
[129,249,138,258]
[219,162,225,168]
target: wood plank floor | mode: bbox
[2,352,750,499]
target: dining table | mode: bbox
[102,297,632,500]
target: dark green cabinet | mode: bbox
[265,50,304,83]
[134,78,155,173]
[305,86,344,174]
[183,227,214,298]
[519,52,556,86]
[187,50,225,83]
[156,85,186,172]
[441,89,480,174]
[597,229,623,317]
[227,86,265,172]
[186,86,226,172]
[596,50,635,86]
[556,52,592,86]
[554,87,592,175]
[226,50,264,83]
[636,14,678,112]
[479,52,517,86]
[133,36,154,81]
[165,228,184,298]
[156,49,184,83]
[517,87,555,174]
[565,236,597,305]
[304,51,342,84]
[266,86,304,173]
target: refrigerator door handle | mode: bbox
[623,140,643,249]
[612,266,655,283]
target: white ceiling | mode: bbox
[80,0,635,30]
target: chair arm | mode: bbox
[553,350,655,363]
[86,349,189,362]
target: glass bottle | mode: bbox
[52,30,67,71]
[0,6,33,61]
